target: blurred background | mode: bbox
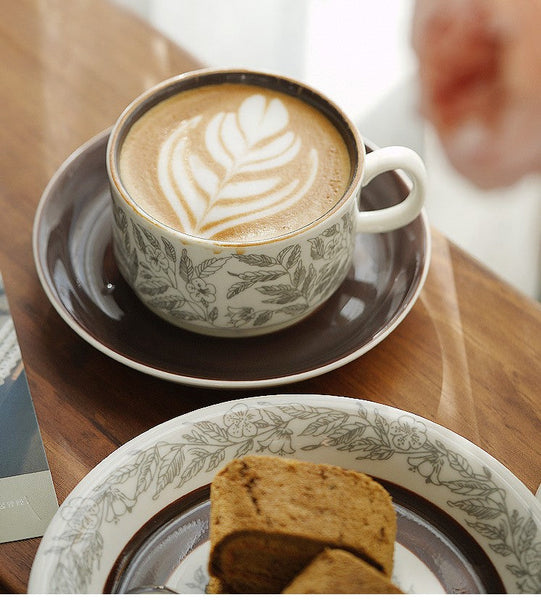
[113,0,541,300]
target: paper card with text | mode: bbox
[0,274,58,544]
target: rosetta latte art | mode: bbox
[119,83,350,242]
[157,94,318,239]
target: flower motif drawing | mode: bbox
[103,488,136,523]
[186,278,216,303]
[223,404,261,438]
[257,427,295,455]
[390,415,428,450]
[59,497,101,531]
[406,452,445,485]
[147,246,169,271]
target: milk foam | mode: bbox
[119,84,350,242]
[157,94,317,239]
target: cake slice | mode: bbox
[208,455,396,593]
[282,548,403,594]
[205,575,230,594]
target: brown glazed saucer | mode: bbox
[33,129,430,388]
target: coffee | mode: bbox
[108,70,425,336]
[119,83,351,242]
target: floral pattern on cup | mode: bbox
[112,203,354,334]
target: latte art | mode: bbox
[119,84,350,242]
[158,94,318,239]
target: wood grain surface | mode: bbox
[1,0,540,593]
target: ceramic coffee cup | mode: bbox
[107,68,426,337]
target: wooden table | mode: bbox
[1,0,540,593]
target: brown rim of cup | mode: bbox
[106,67,364,248]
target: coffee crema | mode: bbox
[119,83,351,242]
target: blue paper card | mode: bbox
[0,274,58,543]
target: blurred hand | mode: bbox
[412,0,541,188]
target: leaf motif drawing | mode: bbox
[104,464,138,486]
[253,310,273,326]
[466,520,505,540]
[113,205,127,232]
[446,479,494,497]
[179,249,194,282]
[235,254,276,268]
[135,447,159,497]
[517,517,537,552]
[132,221,145,252]
[226,280,253,299]
[161,236,176,262]
[157,94,319,239]
[234,438,254,458]
[489,542,514,557]
[194,256,230,279]
[154,446,184,499]
[280,403,320,419]
[277,245,299,268]
[147,295,185,311]
[448,498,503,520]
[139,280,169,297]
[208,449,226,471]
[278,303,308,315]
[142,227,160,250]
[446,448,475,478]
[230,269,284,284]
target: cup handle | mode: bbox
[356,146,426,233]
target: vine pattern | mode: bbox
[47,401,540,593]
[113,204,354,331]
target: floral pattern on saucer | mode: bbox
[38,398,541,594]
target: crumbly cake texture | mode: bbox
[282,548,403,594]
[208,455,396,593]
[205,575,231,594]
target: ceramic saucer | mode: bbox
[28,394,541,593]
[33,129,430,388]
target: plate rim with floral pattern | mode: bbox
[28,394,541,594]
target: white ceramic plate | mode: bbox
[28,395,541,593]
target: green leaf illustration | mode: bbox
[235,254,276,267]
[141,227,160,250]
[258,284,303,304]
[132,222,145,252]
[448,498,504,520]
[139,280,169,297]
[232,269,284,283]
[194,257,230,279]
[308,236,325,259]
[179,249,194,282]
[154,446,184,499]
[226,280,253,299]
[277,244,301,269]
[161,236,176,262]
[253,310,273,326]
[135,447,160,497]
[148,295,185,311]
[113,205,128,232]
